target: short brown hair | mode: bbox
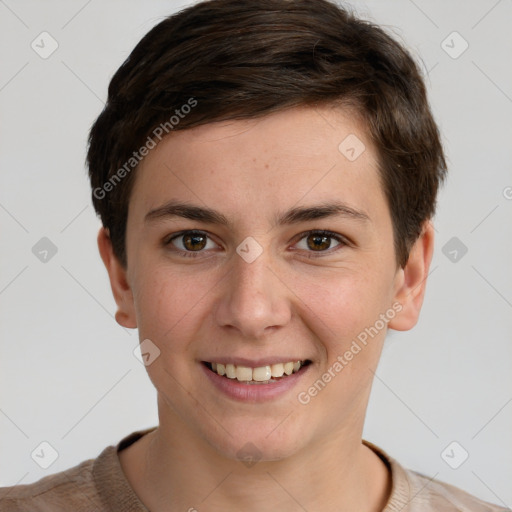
[87,0,447,269]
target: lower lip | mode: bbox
[201,362,311,403]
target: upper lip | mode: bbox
[202,357,311,367]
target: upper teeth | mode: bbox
[211,361,305,381]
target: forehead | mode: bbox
[128,105,385,229]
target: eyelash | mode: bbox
[163,229,349,259]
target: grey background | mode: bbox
[0,0,511,507]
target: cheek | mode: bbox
[291,274,389,434]
[132,266,208,353]
[292,268,389,350]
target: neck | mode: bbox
[119,414,391,512]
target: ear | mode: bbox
[387,220,435,331]
[97,227,137,329]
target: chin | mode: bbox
[203,422,307,465]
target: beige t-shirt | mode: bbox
[0,427,507,511]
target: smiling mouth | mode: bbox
[203,360,311,384]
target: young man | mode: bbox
[0,0,507,510]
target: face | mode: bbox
[100,105,432,462]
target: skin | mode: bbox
[98,105,435,512]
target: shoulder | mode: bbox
[0,457,102,512]
[0,429,155,512]
[363,440,509,512]
[404,467,509,512]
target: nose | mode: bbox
[213,246,292,339]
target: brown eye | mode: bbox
[294,230,346,257]
[166,230,216,257]
[306,233,332,251]
[181,232,207,251]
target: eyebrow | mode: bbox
[144,200,371,228]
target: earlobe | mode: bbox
[387,221,435,331]
[97,227,137,329]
